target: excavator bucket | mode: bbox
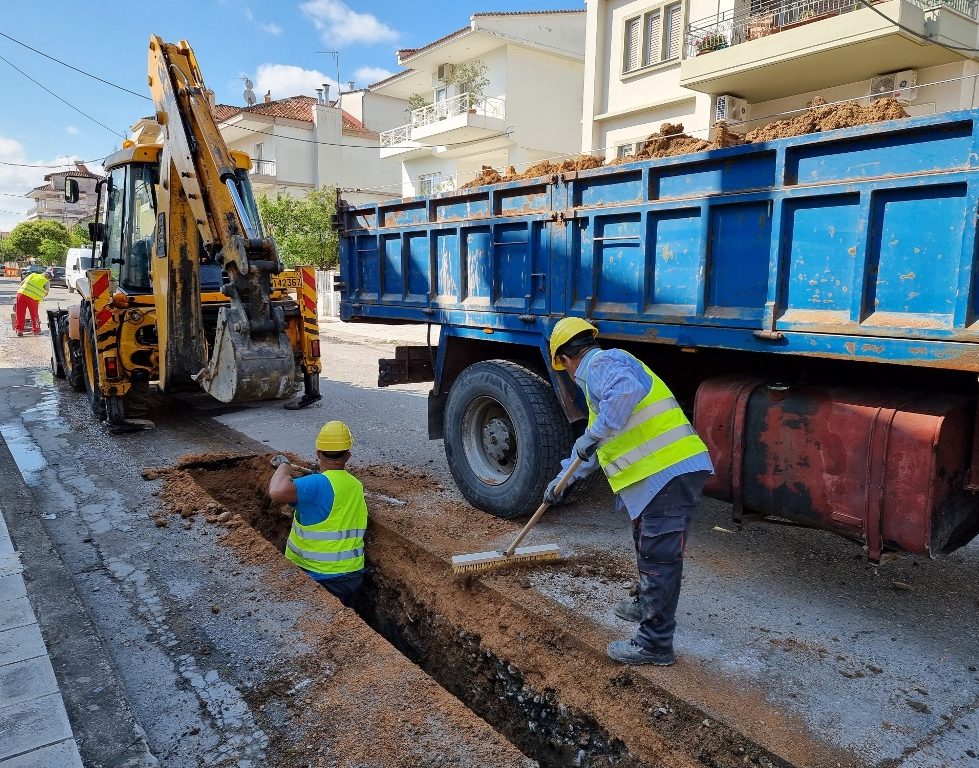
[194,306,295,403]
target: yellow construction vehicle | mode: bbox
[48,36,321,430]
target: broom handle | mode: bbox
[505,456,583,557]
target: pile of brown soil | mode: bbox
[459,98,909,189]
[745,96,908,142]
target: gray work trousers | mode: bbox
[631,470,709,652]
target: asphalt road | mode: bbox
[1,276,978,767]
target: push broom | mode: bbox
[451,456,583,575]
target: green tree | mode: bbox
[257,187,338,270]
[8,220,72,265]
[70,220,93,247]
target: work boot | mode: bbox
[613,597,641,622]
[607,639,675,666]
[16,331,23,337]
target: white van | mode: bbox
[65,248,95,294]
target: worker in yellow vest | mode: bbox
[14,270,50,336]
[546,318,713,666]
[268,421,368,606]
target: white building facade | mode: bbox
[372,10,587,197]
[26,163,100,227]
[584,0,979,160]
[215,93,405,206]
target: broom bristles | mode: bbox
[451,544,561,575]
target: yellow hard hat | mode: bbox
[549,317,598,370]
[316,420,354,452]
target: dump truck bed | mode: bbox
[340,108,979,372]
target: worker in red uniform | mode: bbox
[14,271,50,336]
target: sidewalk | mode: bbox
[0,507,82,767]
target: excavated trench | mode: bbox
[154,453,812,768]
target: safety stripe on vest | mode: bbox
[287,540,364,562]
[291,525,366,541]
[617,397,681,435]
[604,423,698,477]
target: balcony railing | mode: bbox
[686,0,977,57]
[250,159,276,176]
[380,92,506,147]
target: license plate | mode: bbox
[272,273,301,290]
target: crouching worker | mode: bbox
[268,421,367,606]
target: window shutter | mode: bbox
[624,17,641,72]
[666,4,683,60]
[644,12,662,66]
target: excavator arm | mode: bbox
[147,36,296,402]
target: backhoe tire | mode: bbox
[443,360,573,519]
[80,305,106,422]
[57,314,84,392]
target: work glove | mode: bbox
[271,455,290,469]
[544,475,568,505]
[573,430,600,460]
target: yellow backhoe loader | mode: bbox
[48,36,321,430]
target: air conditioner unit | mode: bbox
[870,70,917,104]
[715,94,749,123]
[436,63,455,82]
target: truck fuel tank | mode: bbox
[693,376,979,559]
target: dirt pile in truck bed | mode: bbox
[744,96,908,142]
[458,98,909,189]
[144,452,854,768]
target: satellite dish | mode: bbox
[244,88,256,106]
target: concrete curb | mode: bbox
[0,434,158,768]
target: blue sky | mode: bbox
[0,0,581,230]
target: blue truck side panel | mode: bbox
[340,109,979,372]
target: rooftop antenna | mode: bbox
[241,76,256,106]
[317,50,340,105]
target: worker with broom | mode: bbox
[545,318,712,667]
[268,421,368,606]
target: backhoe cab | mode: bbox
[50,36,321,430]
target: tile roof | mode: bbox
[472,9,584,15]
[214,95,365,131]
[42,162,100,182]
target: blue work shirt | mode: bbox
[291,473,363,580]
[560,347,714,520]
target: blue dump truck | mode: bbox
[338,108,979,560]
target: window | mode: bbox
[254,142,263,160]
[615,143,637,160]
[418,173,442,196]
[434,86,447,104]
[623,2,683,73]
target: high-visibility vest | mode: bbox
[17,273,48,302]
[284,470,367,576]
[586,351,708,494]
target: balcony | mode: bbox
[249,159,276,177]
[380,92,506,159]
[680,0,979,102]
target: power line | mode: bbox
[0,54,126,138]
[0,31,151,99]
[852,0,978,55]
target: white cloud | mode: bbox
[300,0,398,45]
[0,135,84,232]
[254,64,339,101]
[244,7,282,35]
[353,66,394,85]
[65,126,80,136]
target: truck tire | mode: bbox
[444,360,573,519]
[80,306,106,421]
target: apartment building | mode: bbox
[25,162,100,226]
[213,92,406,205]
[371,10,587,197]
[583,0,979,159]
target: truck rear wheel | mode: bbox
[444,360,573,519]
